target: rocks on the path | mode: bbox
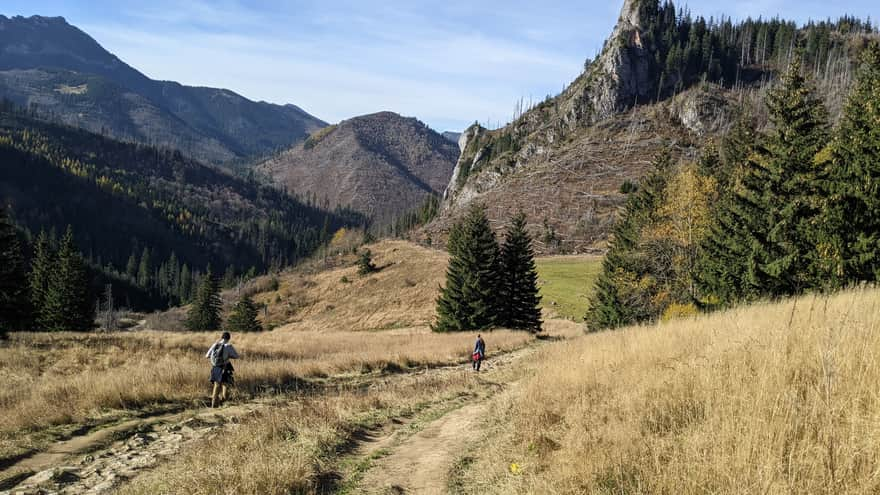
[3,414,230,495]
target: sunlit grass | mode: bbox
[462,287,880,494]
[535,255,602,322]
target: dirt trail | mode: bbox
[357,401,489,494]
[341,347,531,495]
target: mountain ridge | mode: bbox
[0,14,327,165]
[257,111,458,225]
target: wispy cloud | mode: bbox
[4,0,879,131]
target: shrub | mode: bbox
[661,303,699,322]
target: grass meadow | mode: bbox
[461,287,880,494]
[535,255,602,321]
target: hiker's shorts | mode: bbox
[210,364,234,385]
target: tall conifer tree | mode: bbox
[186,266,222,331]
[759,58,829,293]
[29,230,53,327]
[697,113,768,305]
[0,206,30,336]
[225,294,262,332]
[818,42,880,286]
[500,213,542,332]
[586,151,672,330]
[42,227,95,331]
[434,223,468,331]
[434,205,502,331]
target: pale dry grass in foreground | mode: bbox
[465,288,880,494]
[0,327,535,457]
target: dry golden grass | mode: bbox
[0,328,534,438]
[464,288,880,494]
[252,240,448,331]
[119,369,484,495]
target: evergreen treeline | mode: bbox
[635,1,876,99]
[387,194,441,238]
[588,42,880,331]
[434,206,542,332]
[0,216,97,333]
[0,205,30,336]
[0,108,363,310]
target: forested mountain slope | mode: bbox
[0,107,361,308]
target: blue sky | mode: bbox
[2,1,878,131]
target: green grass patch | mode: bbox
[535,256,602,322]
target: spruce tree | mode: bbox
[125,252,138,281]
[697,113,768,305]
[42,227,95,331]
[0,206,30,335]
[500,212,542,332]
[224,294,262,332]
[818,42,880,286]
[434,205,502,331]
[186,266,222,331]
[760,58,829,294]
[137,247,152,288]
[433,223,468,331]
[29,230,53,327]
[357,249,378,275]
[179,264,192,303]
[586,151,672,331]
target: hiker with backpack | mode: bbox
[206,331,239,408]
[473,334,486,371]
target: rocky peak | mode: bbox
[617,0,647,29]
[566,0,659,124]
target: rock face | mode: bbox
[442,125,487,204]
[584,0,657,120]
[552,0,666,131]
[442,0,662,212]
[0,15,326,165]
[258,112,459,225]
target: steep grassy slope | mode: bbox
[460,288,880,493]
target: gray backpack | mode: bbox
[210,342,227,367]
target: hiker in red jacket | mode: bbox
[473,334,486,371]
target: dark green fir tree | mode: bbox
[697,113,768,306]
[500,213,542,332]
[0,206,31,336]
[42,226,95,331]
[818,42,880,286]
[224,294,262,332]
[29,230,54,327]
[434,205,502,331]
[759,58,830,294]
[186,266,222,331]
[357,249,378,275]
